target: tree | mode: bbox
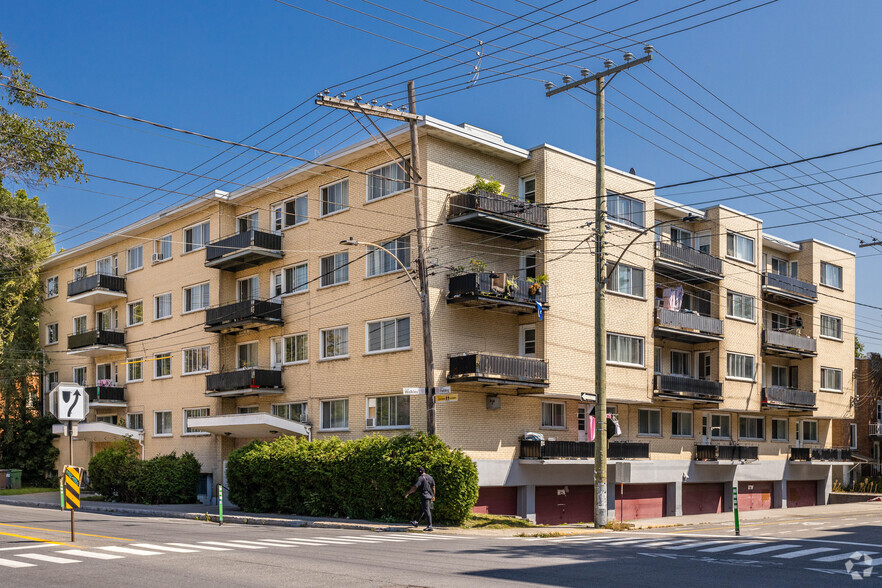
[856,335,866,359]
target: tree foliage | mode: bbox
[0,413,59,485]
[856,335,866,359]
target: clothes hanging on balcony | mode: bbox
[663,286,684,311]
[535,300,543,320]
[610,415,622,437]
[586,416,596,442]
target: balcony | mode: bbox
[447,352,548,388]
[205,368,284,398]
[67,330,126,357]
[204,299,283,334]
[519,439,650,460]
[762,386,817,411]
[447,191,549,240]
[870,422,882,437]
[446,273,548,314]
[654,242,723,282]
[84,384,126,407]
[654,308,723,343]
[654,374,723,404]
[694,444,758,462]
[205,230,283,272]
[762,329,817,358]
[67,273,127,305]
[762,272,818,306]
[790,447,852,462]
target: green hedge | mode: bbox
[88,440,200,504]
[227,434,478,524]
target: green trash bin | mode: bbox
[8,469,21,490]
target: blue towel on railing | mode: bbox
[536,300,543,320]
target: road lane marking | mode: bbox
[56,550,123,560]
[166,543,232,551]
[813,551,878,562]
[734,544,799,556]
[0,544,56,552]
[0,523,131,542]
[0,531,75,547]
[265,539,329,546]
[16,553,81,564]
[634,540,694,548]
[664,541,727,550]
[308,536,382,544]
[0,557,35,568]
[130,543,200,553]
[700,543,755,552]
[339,535,407,542]
[99,546,163,556]
[772,547,838,559]
[200,541,266,549]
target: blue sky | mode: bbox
[5,0,882,350]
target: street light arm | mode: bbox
[341,238,422,297]
[603,215,699,286]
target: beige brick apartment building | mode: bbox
[40,117,855,521]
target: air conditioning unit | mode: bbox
[152,253,165,263]
[299,414,308,423]
[486,396,501,410]
[365,418,375,428]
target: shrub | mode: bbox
[0,413,60,486]
[87,439,140,502]
[227,433,478,525]
[463,174,508,197]
[88,442,201,504]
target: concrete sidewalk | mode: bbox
[1,492,879,536]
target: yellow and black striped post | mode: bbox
[63,466,82,541]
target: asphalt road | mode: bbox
[0,503,879,586]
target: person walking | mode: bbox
[404,466,436,531]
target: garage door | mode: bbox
[682,483,724,515]
[787,480,817,508]
[535,485,594,525]
[737,481,774,511]
[615,484,666,520]
[472,486,518,516]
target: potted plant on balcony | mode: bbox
[526,274,548,297]
[463,175,511,198]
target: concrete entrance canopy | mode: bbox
[52,422,143,443]
[188,413,311,439]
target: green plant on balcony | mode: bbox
[526,274,548,296]
[463,174,510,198]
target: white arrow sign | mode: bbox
[55,383,89,422]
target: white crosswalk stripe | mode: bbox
[199,541,266,550]
[772,547,838,559]
[308,536,378,544]
[813,551,878,562]
[664,541,728,550]
[16,553,80,564]
[734,544,800,556]
[700,543,756,553]
[166,543,232,551]
[55,550,123,560]
[0,557,36,568]
[635,540,694,548]
[338,535,407,542]
[272,539,334,546]
[99,546,163,556]
[129,543,200,553]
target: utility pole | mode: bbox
[315,83,437,435]
[546,46,653,527]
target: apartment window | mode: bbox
[72,366,86,386]
[73,265,88,281]
[182,346,210,375]
[46,371,59,394]
[237,212,258,233]
[277,333,308,365]
[520,175,536,203]
[127,412,144,431]
[127,300,143,326]
[770,257,789,276]
[153,352,172,379]
[638,409,661,436]
[321,399,349,430]
[606,333,644,367]
[96,308,116,331]
[695,231,711,254]
[726,291,755,321]
[520,252,537,280]
[96,415,118,425]
[46,323,58,345]
[726,232,755,263]
[154,234,172,262]
[820,314,842,340]
[802,420,819,443]
[607,193,644,228]
[320,327,349,360]
[183,283,210,313]
[366,396,410,428]
[237,276,259,302]
[154,293,172,320]
[711,414,731,439]
[850,423,858,450]
[740,416,764,440]
[154,411,172,436]
[96,255,118,276]
[653,347,661,374]
[366,236,411,277]
[820,261,843,289]
[183,408,210,435]
[46,276,58,298]
[183,221,210,253]
[237,342,257,369]
[321,179,349,216]
[670,350,690,376]
[73,315,87,334]
[127,358,143,382]
[821,367,843,392]
[127,245,143,272]
[367,159,409,201]
[96,363,113,384]
[607,264,644,298]
[727,352,755,381]
[366,317,410,354]
[771,365,789,387]
[670,226,693,248]
[320,252,349,287]
[520,324,537,357]
[672,411,692,437]
[771,418,788,441]
[272,195,308,230]
[541,402,565,428]
[272,262,308,297]
[273,402,308,422]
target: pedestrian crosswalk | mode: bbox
[0,532,465,570]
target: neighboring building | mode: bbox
[833,357,878,478]
[40,117,856,520]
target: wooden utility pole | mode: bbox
[546,47,653,527]
[315,84,437,435]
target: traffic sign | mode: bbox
[433,386,451,395]
[402,387,425,395]
[580,392,593,402]
[435,393,458,403]
[63,466,83,510]
[55,384,89,421]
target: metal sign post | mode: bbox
[732,486,741,536]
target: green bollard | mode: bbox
[218,485,223,526]
[732,486,740,536]
[60,476,64,511]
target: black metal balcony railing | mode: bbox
[447,191,549,236]
[812,448,852,462]
[655,308,723,337]
[519,439,650,460]
[654,374,723,401]
[205,369,283,393]
[67,273,126,298]
[84,385,126,403]
[447,272,548,309]
[694,444,758,461]
[762,329,817,355]
[656,242,723,277]
[790,447,811,461]
[204,299,283,332]
[448,352,548,387]
[205,230,283,269]
[68,329,125,350]
[762,272,818,302]
[762,386,817,410]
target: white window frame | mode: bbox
[541,401,565,429]
[771,418,788,442]
[365,236,411,278]
[519,175,536,203]
[46,322,59,346]
[726,291,755,322]
[653,346,661,374]
[320,179,349,217]
[802,420,819,443]
[126,357,144,383]
[276,332,308,365]
[638,408,662,437]
[183,407,210,436]
[739,416,765,441]
[320,398,349,431]
[96,254,118,276]
[126,412,144,431]
[72,314,87,335]
[820,261,843,289]
[127,300,144,327]
[607,192,645,229]
[45,371,59,394]
[237,211,258,233]
[320,326,349,360]
[820,367,843,392]
[153,352,172,380]
[272,194,309,231]
[850,423,858,450]
[271,262,309,298]
[607,264,645,298]
[820,314,843,341]
[154,234,173,263]
[366,316,410,355]
[183,282,210,313]
[366,159,410,203]
[237,341,258,369]
[237,405,259,414]
[670,350,691,377]
[236,276,259,302]
[726,352,755,382]
[710,413,731,440]
[72,366,87,386]
[520,324,537,358]
[46,276,59,299]
[127,245,144,273]
[365,395,411,429]
[670,226,693,248]
[153,410,172,437]
[272,402,308,423]
[154,292,172,320]
[319,252,349,288]
[182,345,210,376]
[726,232,755,264]
[183,221,210,254]
[770,256,789,276]
[73,265,88,281]
[671,411,693,438]
[606,333,644,367]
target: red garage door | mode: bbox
[615,484,667,520]
[682,483,724,515]
[787,480,817,508]
[737,481,774,511]
[472,486,518,516]
[535,485,594,525]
